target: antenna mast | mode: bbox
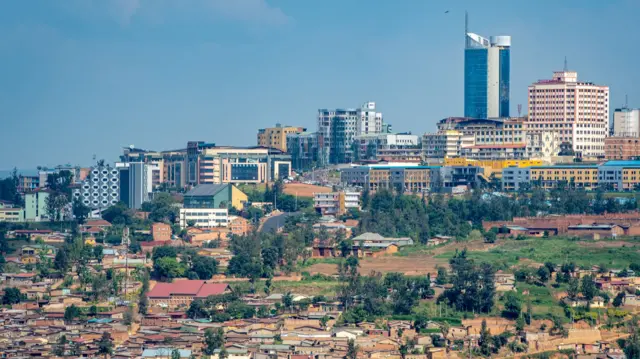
[464,11,469,46]
[564,56,568,72]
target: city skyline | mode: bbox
[1,0,640,169]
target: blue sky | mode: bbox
[1,0,639,170]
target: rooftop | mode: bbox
[185,184,229,197]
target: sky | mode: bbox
[1,0,639,170]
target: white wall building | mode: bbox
[179,208,229,229]
[357,102,383,135]
[313,191,361,215]
[612,108,640,137]
[72,165,120,209]
[526,70,609,157]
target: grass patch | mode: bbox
[394,245,436,257]
[299,258,343,268]
[435,238,640,269]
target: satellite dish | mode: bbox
[129,145,135,149]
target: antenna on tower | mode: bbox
[517,104,522,117]
[563,56,568,72]
[625,94,628,108]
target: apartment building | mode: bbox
[353,133,420,161]
[257,124,305,152]
[72,164,120,209]
[527,70,609,157]
[502,161,640,191]
[116,162,157,209]
[317,102,385,165]
[605,137,640,160]
[178,184,248,229]
[24,190,50,222]
[313,191,361,216]
[0,208,24,222]
[422,130,473,159]
[287,132,318,171]
[17,175,40,193]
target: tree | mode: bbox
[97,332,114,358]
[502,292,522,319]
[187,299,209,319]
[516,315,525,332]
[64,304,81,322]
[525,300,532,325]
[581,275,597,303]
[479,319,492,356]
[171,349,182,359]
[53,334,67,356]
[139,270,150,315]
[2,287,22,305]
[124,306,134,326]
[219,347,228,359]
[435,267,447,285]
[54,248,70,272]
[320,315,330,329]
[190,255,218,280]
[153,257,186,281]
[283,292,294,312]
[567,277,580,300]
[537,266,551,282]
[72,198,90,224]
[93,245,104,262]
[484,231,497,244]
[612,292,625,308]
[204,328,224,355]
[152,245,177,261]
[142,193,179,223]
[346,338,359,359]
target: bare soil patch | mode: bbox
[284,183,332,198]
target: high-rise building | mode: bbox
[287,132,319,171]
[317,102,384,165]
[72,165,121,209]
[116,162,156,209]
[612,107,640,137]
[526,70,610,157]
[257,124,305,152]
[464,14,511,119]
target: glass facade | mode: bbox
[499,48,510,118]
[231,164,259,181]
[464,48,488,119]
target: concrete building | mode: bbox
[257,124,305,152]
[116,162,156,209]
[198,147,291,185]
[501,160,640,191]
[72,165,120,209]
[422,130,472,159]
[464,14,510,119]
[317,102,385,165]
[0,208,24,222]
[353,133,420,161]
[17,175,40,193]
[527,70,610,157]
[605,137,640,160]
[183,184,248,211]
[313,191,361,216]
[612,107,640,137]
[179,208,229,229]
[24,190,50,222]
[151,223,172,241]
[287,132,319,171]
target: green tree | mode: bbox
[54,249,70,272]
[97,332,114,358]
[139,270,150,315]
[204,327,224,355]
[502,291,522,319]
[346,338,359,359]
[72,198,91,224]
[2,287,22,305]
[190,255,218,280]
[93,245,104,262]
[435,267,447,285]
[613,292,625,308]
[581,275,597,303]
[567,277,580,300]
[479,319,492,356]
[537,266,551,282]
[64,304,81,322]
[124,306,134,326]
[171,349,181,359]
[153,257,186,281]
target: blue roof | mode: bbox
[142,349,192,358]
[601,160,640,167]
[364,166,440,170]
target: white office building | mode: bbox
[612,107,640,137]
[179,208,229,229]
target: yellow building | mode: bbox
[0,207,24,222]
[530,165,599,189]
[444,158,543,180]
[257,124,305,152]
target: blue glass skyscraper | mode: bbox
[464,14,511,119]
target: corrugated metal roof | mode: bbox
[602,160,640,167]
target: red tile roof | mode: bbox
[148,280,206,298]
[148,280,230,299]
[195,283,230,298]
[14,230,52,234]
[84,219,112,227]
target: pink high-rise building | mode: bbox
[526,70,609,158]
